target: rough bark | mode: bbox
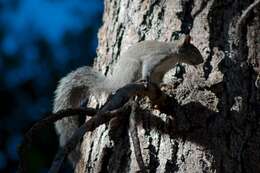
[75,0,260,172]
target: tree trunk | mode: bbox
[75,0,260,172]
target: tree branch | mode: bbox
[18,108,97,173]
[49,103,131,173]
[235,0,260,52]
[129,100,147,173]
[49,82,168,173]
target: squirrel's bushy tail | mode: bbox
[53,66,105,166]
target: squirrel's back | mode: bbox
[106,39,203,89]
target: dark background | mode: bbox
[0,0,103,172]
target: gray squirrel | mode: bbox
[53,35,204,166]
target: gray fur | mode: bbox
[53,66,105,165]
[53,37,204,166]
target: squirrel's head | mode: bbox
[177,35,204,65]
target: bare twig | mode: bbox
[129,100,147,173]
[49,82,167,173]
[235,0,260,86]
[27,108,96,140]
[256,74,260,88]
[18,108,97,173]
[101,82,169,111]
[49,103,131,173]
[235,0,260,50]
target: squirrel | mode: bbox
[53,35,204,166]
